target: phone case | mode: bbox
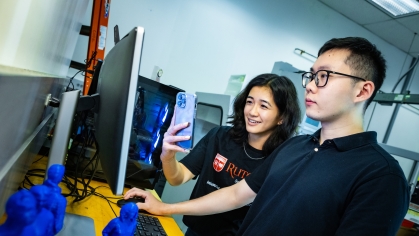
[174,92,197,150]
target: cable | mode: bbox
[66,70,83,92]
[391,33,417,93]
[32,153,47,164]
[21,109,101,203]
[406,58,418,92]
[19,102,125,215]
[391,55,419,93]
[66,51,98,92]
[365,99,378,131]
[85,51,97,70]
[20,169,120,219]
[90,187,120,217]
[73,145,100,202]
[63,111,99,202]
[294,48,317,58]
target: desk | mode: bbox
[62,179,183,236]
[14,156,184,236]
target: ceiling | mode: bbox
[319,0,419,58]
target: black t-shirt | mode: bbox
[239,130,410,236]
[180,126,269,236]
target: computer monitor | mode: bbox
[298,113,322,135]
[94,27,183,195]
[130,76,183,166]
[94,26,145,195]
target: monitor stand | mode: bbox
[57,213,95,236]
[125,159,156,189]
[88,158,156,190]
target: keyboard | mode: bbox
[134,213,167,236]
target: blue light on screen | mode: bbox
[162,104,169,123]
[306,116,320,127]
[154,132,160,148]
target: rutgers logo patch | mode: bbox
[213,154,228,172]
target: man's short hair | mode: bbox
[318,37,386,110]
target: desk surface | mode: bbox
[19,156,184,236]
[63,179,183,236]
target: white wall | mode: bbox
[0,0,90,218]
[104,0,412,91]
[97,0,418,152]
[0,0,89,77]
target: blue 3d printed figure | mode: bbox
[0,190,38,236]
[30,184,55,236]
[43,164,67,234]
[102,202,138,236]
[0,164,67,236]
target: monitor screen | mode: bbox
[305,116,320,127]
[94,26,145,195]
[130,76,183,166]
[298,113,321,135]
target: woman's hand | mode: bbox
[160,107,191,162]
[124,187,169,215]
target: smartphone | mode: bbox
[174,92,197,150]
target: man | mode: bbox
[125,37,410,235]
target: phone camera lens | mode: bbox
[178,94,185,100]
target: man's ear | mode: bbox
[355,81,375,103]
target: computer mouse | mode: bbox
[116,197,145,208]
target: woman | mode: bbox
[125,73,301,236]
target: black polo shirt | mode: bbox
[240,130,409,236]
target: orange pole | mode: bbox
[83,0,111,95]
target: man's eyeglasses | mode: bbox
[302,70,366,88]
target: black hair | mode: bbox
[318,37,386,110]
[227,73,301,156]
